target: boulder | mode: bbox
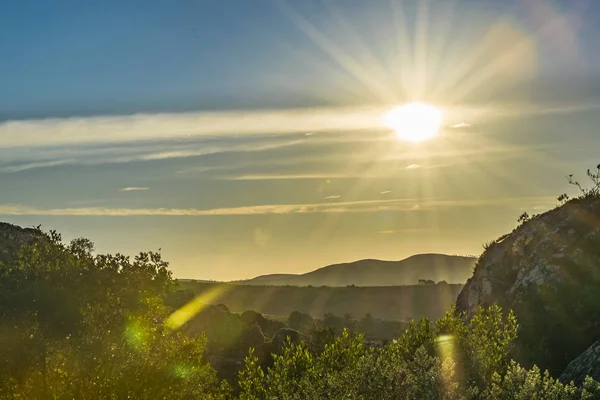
[560,341,600,385]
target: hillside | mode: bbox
[237,253,476,287]
[178,280,463,321]
[0,222,46,265]
[456,194,600,376]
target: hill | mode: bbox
[0,222,46,265]
[457,194,600,377]
[177,280,463,322]
[237,253,476,287]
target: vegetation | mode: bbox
[179,280,463,322]
[0,225,599,398]
[567,164,600,198]
[238,306,600,399]
[462,165,600,377]
[0,229,229,399]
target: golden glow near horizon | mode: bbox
[383,103,444,142]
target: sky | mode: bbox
[1,0,600,280]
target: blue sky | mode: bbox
[1,0,600,280]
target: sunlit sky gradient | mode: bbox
[1,0,600,280]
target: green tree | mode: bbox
[0,229,229,399]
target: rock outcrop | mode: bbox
[0,222,45,265]
[560,341,600,385]
[456,196,600,375]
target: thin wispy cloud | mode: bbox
[0,101,586,174]
[324,195,341,200]
[451,122,471,128]
[0,160,75,173]
[0,196,557,217]
[223,173,365,181]
[0,138,304,173]
[119,187,150,192]
[406,164,421,169]
[380,190,391,194]
[0,106,384,149]
[377,229,427,234]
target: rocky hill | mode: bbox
[560,341,600,385]
[240,254,476,286]
[0,222,45,265]
[456,195,600,375]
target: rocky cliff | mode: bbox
[560,341,600,385]
[456,195,600,375]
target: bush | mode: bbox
[238,306,598,399]
[0,230,229,399]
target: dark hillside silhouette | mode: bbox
[238,254,476,287]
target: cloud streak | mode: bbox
[2,101,597,150]
[451,122,471,128]
[0,106,385,149]
[0,196,557,217]
[0,138,305,173]
[119,187,150,192]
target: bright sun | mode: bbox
[383,102,444,142]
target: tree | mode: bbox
[0,229,229,399]
[357,314,375,336]
[288,311,314,333]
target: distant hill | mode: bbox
[178,281,464,322]
[237,254,476,287]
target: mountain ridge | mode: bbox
[233,253,476,287]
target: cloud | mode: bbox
[406,164,421,169]
[377,229,427,234]
[380,190,391,194]
[451,122,471,128]
[324,195,341,200]
[119,187,150,192]
[1,100,581,174]
[224,173,365,181]
[0,196,557,217]
[0,138,305,173]
[0,160,75,173]
[0,106,385,149]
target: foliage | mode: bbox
[237,305,596,399]
[568,164,600,198]
[481,362,600,400]
[0,229,229,399]
[1,227,599,399]
[288,311,314,333]
[517,212,530,225]
[179,280,464,322]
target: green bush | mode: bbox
[0,230,229,399]
[238,306,598,400]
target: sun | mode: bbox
[383,103,444,142]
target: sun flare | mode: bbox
[383,103,444,142]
